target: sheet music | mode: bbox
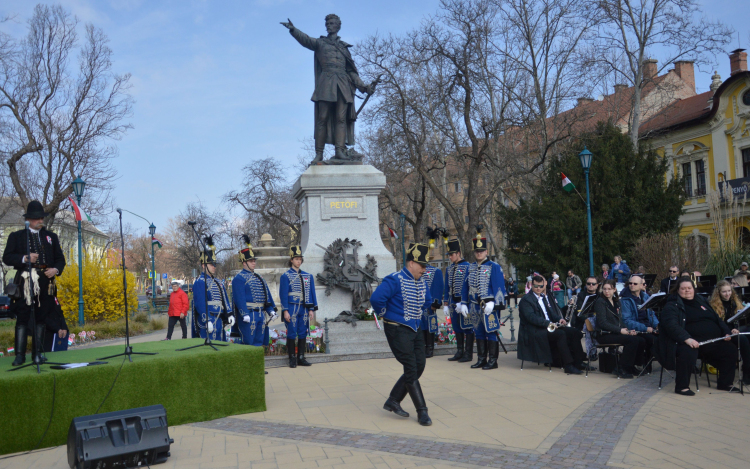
[727,304,750,324]
[577,294,597,316]
[639,292,666,310]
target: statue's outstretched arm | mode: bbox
[281,19,317,51]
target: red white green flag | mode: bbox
[152,237,163,249]
[561,173,575,192]
[68,196,92,222]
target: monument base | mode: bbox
[293,165,397,321]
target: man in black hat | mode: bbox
[370,242,435,426]
[3,200,66,366]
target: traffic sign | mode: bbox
[162,273,168,279]
[148,272,153,279]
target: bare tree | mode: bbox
[225,157,299,245]
[0,4,133,225]
[357,0,595,254]
[595,0,732,147]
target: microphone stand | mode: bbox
[99,210,157,361]
[177,223,228,352]
[9,221,67,373]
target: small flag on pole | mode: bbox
[388,226,398,239]
[151,237,163,249]
[68,196,92,222]
[561,173,575,192]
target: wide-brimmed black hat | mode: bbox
[406,242,430,266]
[23,200,48,219]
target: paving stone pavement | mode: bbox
[194,371,671,469]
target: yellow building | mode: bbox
[641,49,750,250]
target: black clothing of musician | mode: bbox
[593,295,645,377]
[719,299,750,383]
[659,293,737,392]
[2,204,66,365]
[517,288,586,373]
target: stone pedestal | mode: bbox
[293,165,397,320]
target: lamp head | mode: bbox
[579,147,593,170]
[72,175,86,199]
[149,223,156,236]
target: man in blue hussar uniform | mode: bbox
[371,242,434,426]
[420,229,444,358]
[232,235,277,347]
[192,236,235,342]
[280,245,318,368]
[443,237,472,363]
[461,226,506,370]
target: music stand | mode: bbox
[577,294,597,318]
[9,222,68,373]
[99,210,157,361]
[695,275,717,298]
[639,292,668,311]
[727,305,750,395]
[177,224,228,352]
[643,274,657,291]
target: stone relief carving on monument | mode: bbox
[315,238,380,318]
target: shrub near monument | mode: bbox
[56,251,139,324]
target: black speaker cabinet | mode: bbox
[67,404,173,469]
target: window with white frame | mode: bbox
[680,159,708,198]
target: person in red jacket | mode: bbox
[165,280,190,340]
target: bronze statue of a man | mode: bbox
[281,14,375,165]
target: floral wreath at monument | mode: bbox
[315,238,380,318]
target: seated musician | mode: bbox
[620,274,658,373]
[518,275,587,375]
[660,277,739,395]
[709,280,750,385]
[593,279,646,379]
[569,276,599,329]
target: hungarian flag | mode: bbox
[7,347,14,354]
[561,173,575,192]
[68,196,92,222]
[387,226,398,238]
[152,237,163,249]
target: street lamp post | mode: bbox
[149,223,156,308]
[579,147,595,278]
[72,176,86,326]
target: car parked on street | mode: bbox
[146,285,162,297]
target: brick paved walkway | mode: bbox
[194,371,672,469]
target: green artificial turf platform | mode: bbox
[0,339,265,456]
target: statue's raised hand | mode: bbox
[280,18,294,30]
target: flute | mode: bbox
[698,332,750,346]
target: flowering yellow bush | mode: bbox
[57,250,139,324]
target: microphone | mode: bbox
[187,221,197,226]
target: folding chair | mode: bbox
[584,318,623,378]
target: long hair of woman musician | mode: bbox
[709,280,743,321]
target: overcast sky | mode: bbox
[1,0,746,238]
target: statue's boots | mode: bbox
[310,151,324,165]
[12,324,27,366]
[287,338,297,368]
[383,374,410,418]
[448,332,464,361]
[458,333,474,363]
[297,338,312,366]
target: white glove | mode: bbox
[207,321,214,334]
[228,315,236,326]
[459,304,468,317]
[443,306,450,316]
[270,312,278,322]
[484,301,495,315]
[243,315,251,323]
